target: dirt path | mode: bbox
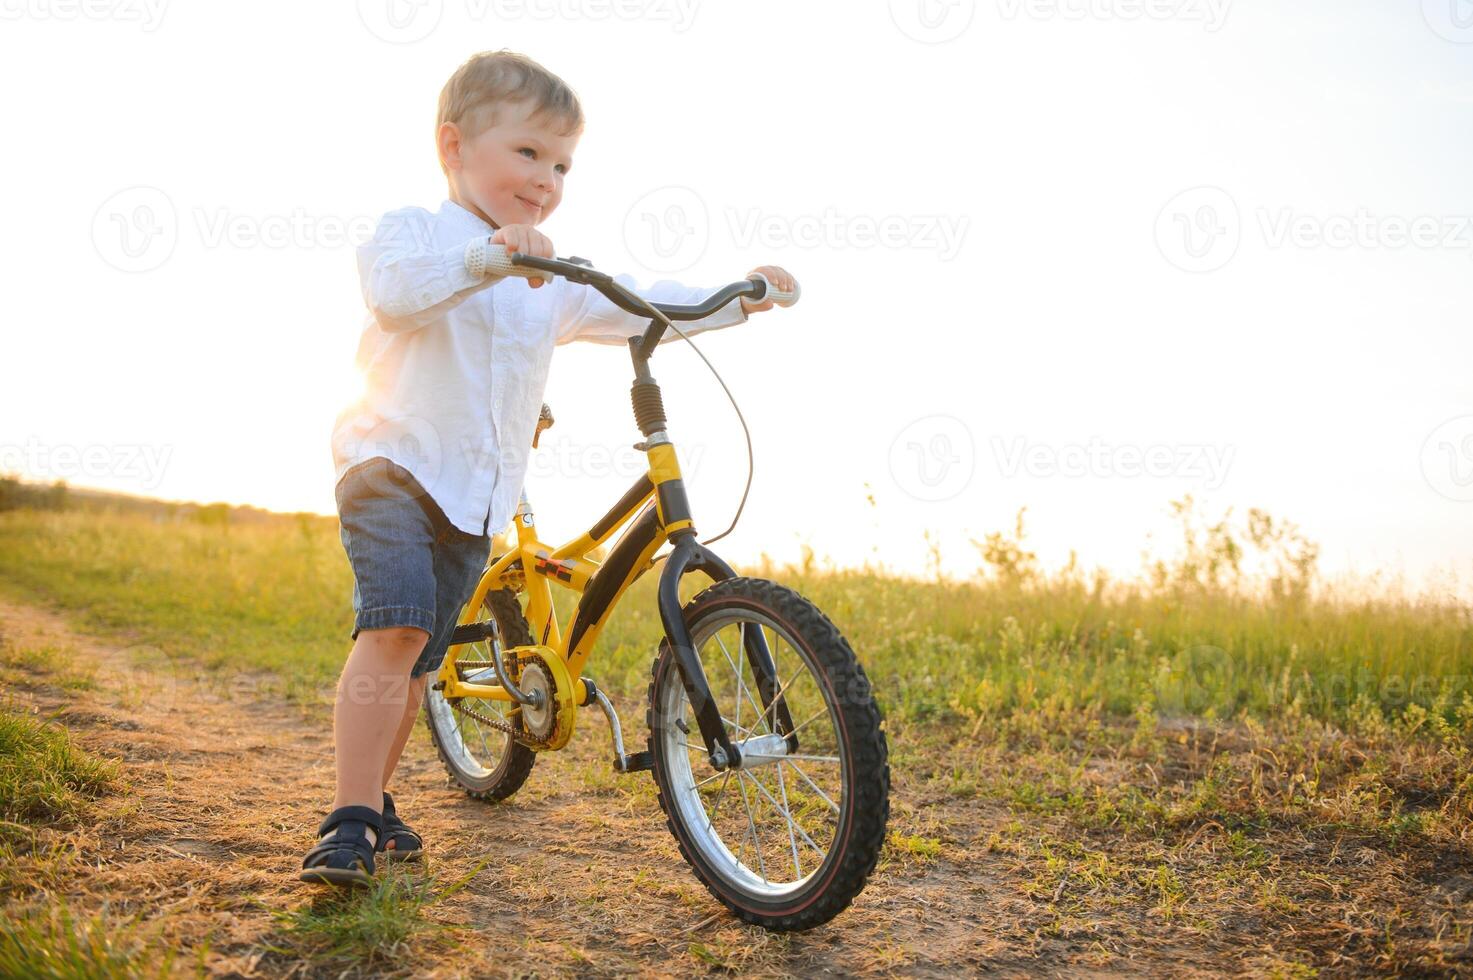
[0,594,1268,977]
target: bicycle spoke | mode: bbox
[785,760,840,814]
[775,763,803,879]
[741,768,826,858]
[715,631,770,735]
[704,770,732,836]
[777,752,841,764]
[759,659,806,735]
[675,739,709,755]
[736,771,768,883]
[785,705,831,742]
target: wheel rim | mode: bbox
[657,610,849,902]
[426,622,518,781]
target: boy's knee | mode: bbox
[364,626,430,658]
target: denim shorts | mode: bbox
[335,457,491,680]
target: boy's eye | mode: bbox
[554,163,567,175]
[519,147,536,159]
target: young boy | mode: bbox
[300,50,794,885]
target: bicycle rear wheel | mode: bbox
[424,588,537,801]
[646,577,889,931]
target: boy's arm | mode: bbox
[552,274,749,347]
[357,209,504,334]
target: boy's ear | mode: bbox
[438,122,464,173]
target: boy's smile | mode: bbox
[441,101,580,230]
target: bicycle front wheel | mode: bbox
[646,577,889,931]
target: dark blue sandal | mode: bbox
[378,792,423,863]
[299,805,382,887]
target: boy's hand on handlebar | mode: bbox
[740,265,796,314]
[491,225,555,288]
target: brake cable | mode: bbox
[626,290,757,565]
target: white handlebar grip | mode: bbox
[465,239,555,283]
[749,272,801,308]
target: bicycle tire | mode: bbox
[646,577,890,931]
[425,588,538,802]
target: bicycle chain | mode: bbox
[446,653,553,748]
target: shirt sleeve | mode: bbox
[356,208,502,335]
[551,274,749,347]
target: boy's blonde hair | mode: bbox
[436,50,583,174]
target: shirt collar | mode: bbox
[440,199,496,235]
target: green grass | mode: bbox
[0,700,119,832]
[0,901,197,979]
[0,498,1466,735]
[265,860,487,972]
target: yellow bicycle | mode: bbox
[422,248,890,931]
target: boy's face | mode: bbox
[444,101,579,229]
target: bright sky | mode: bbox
[3,0,1471,596]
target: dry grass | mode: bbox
[0,593,1469,976]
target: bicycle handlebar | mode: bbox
[469,242,800,321]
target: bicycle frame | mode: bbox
[433,433,793,766]
[432,259,798,769]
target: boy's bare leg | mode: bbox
[326,626,429,847]
[377,672,429,852]
[381,673,429,790]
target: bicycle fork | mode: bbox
[656,531,798,771]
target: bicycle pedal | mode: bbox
[618,750,653,773]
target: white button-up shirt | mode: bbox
[331,200,748,537]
